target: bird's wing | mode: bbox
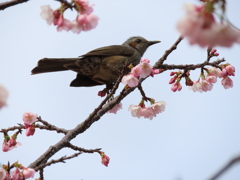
[80,45,134,57]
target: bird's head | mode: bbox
[122,36,160,56]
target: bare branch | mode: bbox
[34,152,82,171]
[37,117,68,134]
[208,154,240,180]
[154,36,183,68]
[66,143,101,153]
[0,0,29,11]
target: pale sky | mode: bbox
[0,0,240,179]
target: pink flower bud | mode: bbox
[169,76,177,84]
[26,125,36,136]
[9,136,17,147]
[2,141,10,152]
[98,90,107,97]
[101,153,110,167]
[170,72,176,76]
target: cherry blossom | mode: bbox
[0,169,6,180]
[221,76,233,89]
[74,0,94,15]
[177,3,240,47]
[22,168,35,179]
[128,105,142,118]
[121,74,139,87]
[107,103,122,114]
[22,112,38,125]
[40,5,54,25]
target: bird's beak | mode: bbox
[148,40,161,46]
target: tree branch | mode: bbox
[208,154,240,180]
[0,0,29,11]
[34,152,82,171]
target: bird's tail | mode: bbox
[31,58,79,75]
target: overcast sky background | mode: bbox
[0,0,240,179]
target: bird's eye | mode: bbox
[135,39,141,43]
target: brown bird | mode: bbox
[31,36,160,87]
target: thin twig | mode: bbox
[0,0,29,11]
[208,154,240,180]
[56,0,73,9]
[37,117,68,134]
[66,143,101,153]
[154,36,183,68]
[34,152,82,171]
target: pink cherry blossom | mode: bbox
[221,76,233,89]
[201,79,213,92]
[141,107,155,120]
[0,85,8,109]
[189,80,203,93]
[40,5,54,25]
[101,153,110,167]
[57,18,72,32]
[131,65,142,77]
[171,82,182,92]
[220,68,228,78]
[177,3,240,47]
[76,14,99,31]
[71,20,82,34]
[12,168,21,180]
[150,101,166,115]
[75,0,94,15]
[122,74,139,87]
[128,105,142,118]
[139,61,152,78]
[22,168,35,179]
[141,58,150,63]
[207,67,221,78]
[22,112,38,125]
[108,103,122,114]
[0,169,6,180]
[4,171,10,180]
[206,74,217,83]
[225,65,235,76]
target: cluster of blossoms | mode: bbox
[100,152,110,167]
[40,0,99,33]
[0,85,8,109]
[177,3,240,47]
[128,100,166,120]
[2,132,21,152]
[121,59,160,87]
[2,112,38,152]
[189,64,235,92]
[0,163,35,180]
[22,112,38,136]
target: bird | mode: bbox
[31,36,160,88]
